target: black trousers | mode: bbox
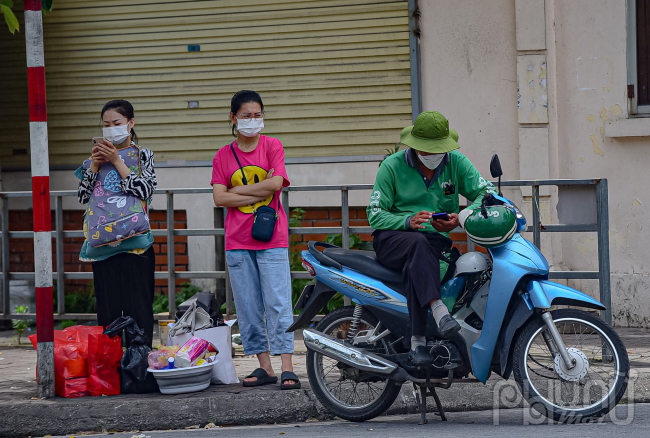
[373,230,452,336]
[92,246,155,347]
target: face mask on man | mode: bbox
[417,152,445,170]
[103,124,131,145]
[236,118,264,137]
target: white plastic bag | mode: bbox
[168,323,239,385]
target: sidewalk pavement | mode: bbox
[1,327,649,437]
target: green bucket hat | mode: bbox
[399,111,460,153]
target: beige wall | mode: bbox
[419,0,520,181]
[420,0,650,327]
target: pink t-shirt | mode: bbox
[211,135,290,251]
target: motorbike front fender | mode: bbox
[526,280,606,311]
[286,281,336,332]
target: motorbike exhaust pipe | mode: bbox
[303,328,399,376]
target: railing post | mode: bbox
[282,189,290,259]
[166,192,176,318]
[282,189,289,219]
[1,196,9,317]
[341,188,351,306]
[55,196,65,316]
[596,179,612,325]
[532,184,541,249]
[225,262,233,319]
[222,206,233,319]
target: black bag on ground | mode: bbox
[175,291,224,326]
[104,316,159,394]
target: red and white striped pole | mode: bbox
[25,0,55,398]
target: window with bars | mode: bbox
[628,0,650,113]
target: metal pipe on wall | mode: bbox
[408,0,422,121]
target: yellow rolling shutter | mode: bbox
[1,0,412,168]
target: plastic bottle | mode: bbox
[167,357,175,369]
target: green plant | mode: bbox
[324,233,374,251]
[59,319,76,330]
[12,305,31,344]
[52,283,97,314]
[288,208,313,314]
[288,207,306,228]
[1,1,54,34]
[325,233,362,249]
[380,143,402,166]
[152,282,200,314]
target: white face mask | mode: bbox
[417,152,445,170]
[103,124,131,145]
[236,118,264,137]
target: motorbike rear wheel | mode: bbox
[306,306,402,422]
[512,309,629,423]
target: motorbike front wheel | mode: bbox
[513,309,629,422]
[306,306,402,422]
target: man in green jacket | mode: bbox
[367,111,495,366]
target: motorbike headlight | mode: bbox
[509,202,527,230]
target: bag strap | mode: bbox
[190,301,197,336]
[230,141,281,215]
[230,142,248,185]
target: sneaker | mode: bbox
[409,345,434,367]
[436,314,461,338]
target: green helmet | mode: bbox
[463,206,517,248]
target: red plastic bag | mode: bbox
[87,333,123,396]
[59,377,89,398]
[28,326,107,398]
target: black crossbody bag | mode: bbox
[230,143,278,242]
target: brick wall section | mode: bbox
[7,209,189,296]
[289,207,487,255]
[148,210,190,294]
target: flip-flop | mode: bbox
[280,371,301,390]
[242,368,278,387]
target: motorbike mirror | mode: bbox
[490,154,503,179]
[490,154,503,196]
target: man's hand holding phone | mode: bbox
[409,210,433,230]
[431,212,460,232]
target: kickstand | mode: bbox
[430,386,447,421]
[415,368,447,425]
[419,383,428,425]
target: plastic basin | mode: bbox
[147,361,214,394]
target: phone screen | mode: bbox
[431,213,450,221]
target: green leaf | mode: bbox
[0,1,14,9]
[42,0,53,12]
[1,5,19,34]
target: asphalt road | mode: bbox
[47,403,649,438]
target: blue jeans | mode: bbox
[226,248,294,356]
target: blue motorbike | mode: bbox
[287,155,629,424]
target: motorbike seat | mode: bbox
[322,248,403,284]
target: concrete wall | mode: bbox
[419,0,650,327]
[551,0,650,327]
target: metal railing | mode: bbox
[0,179,611,324]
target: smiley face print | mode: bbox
[230,165,273,214]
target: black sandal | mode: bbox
[280,371,301,390]
[242,368,278,387]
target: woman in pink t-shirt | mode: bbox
[212,90,299,389]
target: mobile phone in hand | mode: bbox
[431,212,450,222]
[92,137,104,147]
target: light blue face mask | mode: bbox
[417,152,445,170]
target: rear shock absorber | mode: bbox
[347,304,365,341]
